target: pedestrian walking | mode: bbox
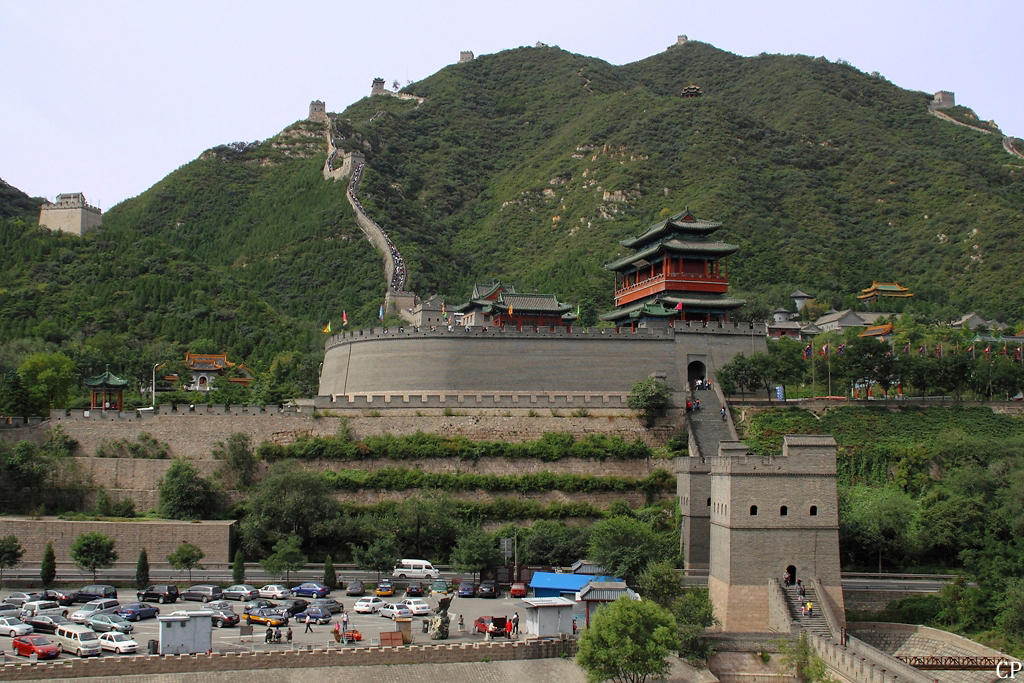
[304,614,313,633]
[286,627,293,644]
[721,406,727,421]
[264,626,273,643]
[801,603,806,617]
[807,601,813,617]
[458,614,465,633]
[511,612,519,635]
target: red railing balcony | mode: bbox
[614,272,727,306]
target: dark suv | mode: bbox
[137,585,180,604]
[180,585,222,603]
[73,585,118,603]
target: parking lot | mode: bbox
[1,587,562,662]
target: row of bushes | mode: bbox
[320,466,675,493]
[338,496,604,522]
[258,430,654,462]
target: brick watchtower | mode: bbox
[708,436,844,632]
[371,78,386,96]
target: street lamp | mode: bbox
[152,363,166,408]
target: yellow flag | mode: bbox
[507,304,513,315]
[322,321,332,334]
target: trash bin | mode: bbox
[422,619,430,634]
[148,639,158,655]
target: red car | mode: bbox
[473,616,509,637]
[11,635,61,659]
[509,582,527,598]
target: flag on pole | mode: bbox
[441,302,446,316]
[576,304,581,318]
[674,301,683,311]
[902,342,910,354]
[342,311,348,326]
[935,343,942,359]
[803,343,812,359]
[508,304,513,316]
[1001,344,1009,357]
[918,344,926,357]
[837,343,846,357]
[967,344,975,359]
[819,343,829,358]
[1017,345,1023,361]
[984,344,992,359]
[379,305,384,321]
[322,321,332,334]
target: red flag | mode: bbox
[342,311,348,326]
[674,301,683,311]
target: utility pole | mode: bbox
[152,363,165,408]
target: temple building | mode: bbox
[600,208,745,329]
[856,281,913,303]
[167,353,253,392]
[84,366,129,411]
[453,282,575,331]
[680,84,702,98]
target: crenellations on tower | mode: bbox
[371,78,386,96]
[932,91,955,109]
[38,193,102,236]
[459,51,474,63]
[308,100,327,122]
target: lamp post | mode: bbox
[152,363,165,408]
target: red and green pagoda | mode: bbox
[600,208,745,328]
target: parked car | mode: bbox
[99,631,139,654]
[399,598,431,616]
[23,614,70,634]
[39,589,76,606]
[291,582,331,599]
[473,615,509,637]
[0,603,20,618]
[309,598,343,614]
[137,585,179,604]
[86,614,134,634]
[375,581,395,597]
[378,602,413,620]
[478,580,499,598]
[352,597,385,614]
[72,585,117,603]
[345,580,365,597]
[222,585,260,601]
[207,604,240,628]
[180,585,222,603]
[404,581,424,597]
[243,599,277,614]
[70,599,120,624]
[19,600,68,619]
[116,602,160,621]
[0,616,32,637]
[258,585,292,599]
[52,623,102,657]
[294,606,332,625]
[10,635,60,659]
[275,599,309,617]
[509,582,528,598]
[3,592,41,608]
[457,582,476,598]
[245,608,287,627]
[429,580,452,596]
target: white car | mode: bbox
[99,631,139,654]
[352,597,385,614]
[258,585,292,600]
[378,603,413,620]
[400,598,431,616]
[0,616,32,637]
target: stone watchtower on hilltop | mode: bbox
[38,193,102,236]
[459,51,474,63]
[708,435,844,632]
[308,100,327,122]
[932,91,955,109]
[371,78,386,96]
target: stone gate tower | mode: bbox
[38,193,102,236]
[708,435,844,632]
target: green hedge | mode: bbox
[258,431,653,463]
[321,466,674,494]
[341,497,604,522]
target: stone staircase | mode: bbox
[687,388,733,459]
[783,583,832,640]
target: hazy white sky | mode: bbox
[2,0,1021,209]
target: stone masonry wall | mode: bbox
[0,637,575,681]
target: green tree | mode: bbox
[627,377,673,428]
[213,433,257,488]
[776,632,836,682]
[239,461,338,557]
[575,595,679,683]
[637,560,682,610]
[135,548,150,589]
[0,370,30,416]
[157,457,219,520]
[17,352,76,414]
[232,549,246,585]
[40,541,56,587]
[167,542,206,584]
[673,587,717,662]
[450,528,501,582]
[70,531,117,582]
[260,535,306,583]
[0,535,24,588]
[843,485,917,571]
[350,536,401,581]
[323,555,337,590]
[588,516,671,585]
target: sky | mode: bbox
[2,0,1021,209]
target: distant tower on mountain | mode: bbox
[677,35,688,45]
[932,91,955,109]
[308,100,327,122]
[38,193,102,237]
[680,84,702,98]
[459,51,474,63]
[371,78,386,96]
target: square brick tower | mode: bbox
[708,435,844,632]
[676,454,712,569]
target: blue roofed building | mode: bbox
[528,571,619,598]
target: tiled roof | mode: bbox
[604,238,739,271]
[500,293,572,313]
[84,369,130,388]
[858,323,894,337]
[619,208,723,249]
[185,353,234,371]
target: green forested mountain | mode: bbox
[1,41,1023,394]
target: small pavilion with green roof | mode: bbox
[600,208,745,329]
[84,365,130,411]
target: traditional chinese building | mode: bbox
[680,83,702,98]
[178,353,252,392]
[452,282,575,331]
[856,281,913,303]
[84,366,129,411]
[600,208,745,329]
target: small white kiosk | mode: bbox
[520,596,576,638]
[158,610,213,654]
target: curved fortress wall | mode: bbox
[318,324,768,397]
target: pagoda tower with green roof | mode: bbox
[84,365,130,412]
[600,208,745,328]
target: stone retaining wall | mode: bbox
[0,637,575,681]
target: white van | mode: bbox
[392,559,437,580]
[20,600,67,619]
[53,624,102,657]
